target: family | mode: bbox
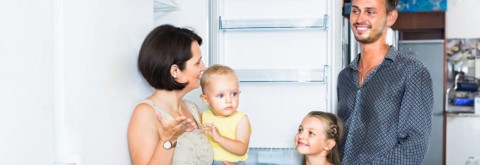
[127,0,433,164]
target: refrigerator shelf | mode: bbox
[153,0,178,12]
[219,15,329,31]
[235,66,328,83]
[445,112,480,117]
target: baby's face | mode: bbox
[201,73,240,117]
[295,116,332,156]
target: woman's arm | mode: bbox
[128,103,196,165]
[128,103,174,165]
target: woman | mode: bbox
[128,24,213,165]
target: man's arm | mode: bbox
[372,66,434,164]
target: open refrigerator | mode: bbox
[208,0,339,164]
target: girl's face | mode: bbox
[176,41,206,91]
[295,116,335,156]
[200,73,240,117]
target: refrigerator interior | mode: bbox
[209,0,334,164]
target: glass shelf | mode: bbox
[154,0,178,12]
[445,105,474,113]
[219,15,328,31]
[445,112,480,117]
[235,66,327,83]
[247,147,301,165]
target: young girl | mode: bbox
[200,64,251,165]
[295,111,344,165]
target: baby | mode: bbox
[200,64,251,165]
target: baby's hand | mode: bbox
[204,123,221,142]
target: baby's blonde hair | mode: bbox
[200,64,238,94]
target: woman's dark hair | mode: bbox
[138,24,202,90]
[301,111,345,165]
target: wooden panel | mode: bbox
[392,12,445,30]
[399,29,445,40]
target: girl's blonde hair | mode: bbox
[302,111,345,165]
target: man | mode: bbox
[337,0,433,164]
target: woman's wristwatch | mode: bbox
[162,140,177,150]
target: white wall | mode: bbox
[0,1,153,164]
[58,0,153,164]
[446,0,480,38]
[446,0,480,164]
[0,1,55,164]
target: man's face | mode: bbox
[350,0,390,44]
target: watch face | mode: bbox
[163,141,172,149]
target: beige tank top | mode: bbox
[141,99,213,165]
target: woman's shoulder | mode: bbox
[182,99,200,112]
[182,99,196,106]
[128,101,158,137]
[131,101,158,122]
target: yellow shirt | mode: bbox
[201,110,249,162]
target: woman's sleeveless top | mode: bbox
[141,99,213,165]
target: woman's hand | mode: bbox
[155,111,198,142]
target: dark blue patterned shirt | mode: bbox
[337,46,433,165]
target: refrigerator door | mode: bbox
[398,40,444,165]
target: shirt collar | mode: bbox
[349,46,398,71]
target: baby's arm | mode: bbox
[206,115,251,156]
